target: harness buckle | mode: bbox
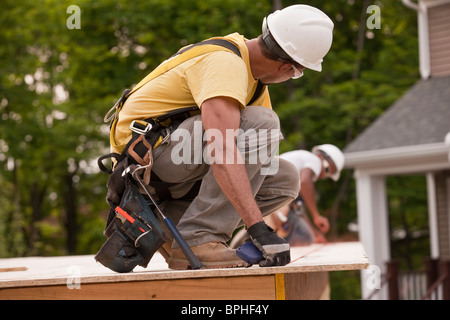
[130,120,152,135]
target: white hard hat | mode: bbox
[312,144,344,181]
[262,4,334,72]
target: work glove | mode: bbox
[247,221,291,267]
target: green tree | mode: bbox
[0,0,272,256]
[274,0,419,241]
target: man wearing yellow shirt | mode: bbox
[111,5,334,269]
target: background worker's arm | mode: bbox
[201,96,263,227]
[299,168,330,233]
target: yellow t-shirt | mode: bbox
[111,33,271,153]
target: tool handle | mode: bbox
[115,206,146,233]
[115,206,135,223]
[163,217,203,270]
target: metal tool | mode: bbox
[236,241,263,265]
[129,164,203,270]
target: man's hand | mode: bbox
[247,221,290,267]
[313,215,330,234]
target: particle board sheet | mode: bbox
[0,242,369,290]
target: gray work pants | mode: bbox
[151,106,300,247]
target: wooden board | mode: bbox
[0,242,369,300]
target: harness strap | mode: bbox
[127,135,153,184]
[127,38,242,98]
[108,38,266,151]
[248,81,265,106]
[174,38,241,59]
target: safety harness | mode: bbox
[95,37,266,273]
[98,37,265,201]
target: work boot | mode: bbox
[168,241,247,270]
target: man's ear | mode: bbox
[278,61,291,73]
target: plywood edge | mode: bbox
[0,263,368,289]
[0,242,369,289]
[0,274,277,300]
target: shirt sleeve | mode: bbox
[281,150,322,181]
[185,51,249,108]
[303,157,322,182]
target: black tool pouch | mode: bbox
[95,180,167,273]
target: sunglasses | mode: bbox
[291,64,303,79]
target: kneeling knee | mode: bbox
[240,106,280,131]
[278,159,300,195]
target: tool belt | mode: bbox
[95,105,202,273]
[94,180,167,273]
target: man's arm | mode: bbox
[201,96,290,266]
[299,168,330,233]
[201,96,263,228]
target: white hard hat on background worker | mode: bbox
[312,144,345,181]
[262,4,334,76]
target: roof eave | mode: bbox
[344,141,450,174]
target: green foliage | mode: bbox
[387,175,430,271]
[330,270,362,300]
[0,0,271,257]
[276,0,418,152]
